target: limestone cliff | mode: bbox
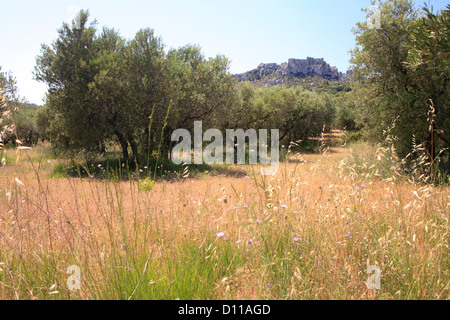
[234,57,352,83]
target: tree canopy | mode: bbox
[34,10,239,161]
[350,0,449,162]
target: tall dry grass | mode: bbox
[0,136,448,300]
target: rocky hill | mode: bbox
[234,57,353,84]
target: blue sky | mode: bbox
[0,0,447,105]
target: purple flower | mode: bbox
[244,205,248,208]
[280,205,287,209]
[236,240,242,244]
[293,237,299,242]
[247,239,253,245]
[294,211,298,214]
[216,232,225,238]
[359,184,365,188]
[256,219,262,223]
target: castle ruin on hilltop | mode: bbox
[235,57,353,82]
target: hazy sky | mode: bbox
[0,0,447,105]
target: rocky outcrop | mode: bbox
[339,70,354,81]
[234,57,349,82]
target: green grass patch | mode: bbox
[92,237,245,300]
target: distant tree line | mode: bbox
[1,67,42,147]
[33,10,337,162]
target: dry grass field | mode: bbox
[0,138,448,300]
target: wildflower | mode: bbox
[247,239,253,245]
[236,240,241,244]
[280,204,287,209]
[97,164,102,168]
[346,233,352,238]
[216,232,225,238]
[256,219,262,223]
[293,237,299,242]
[244,205,248,208]
[139,169,143,173]
[282,145,285,148]
[359,184,365,188]
[294,211,298,214]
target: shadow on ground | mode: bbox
[51,156,249,182]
